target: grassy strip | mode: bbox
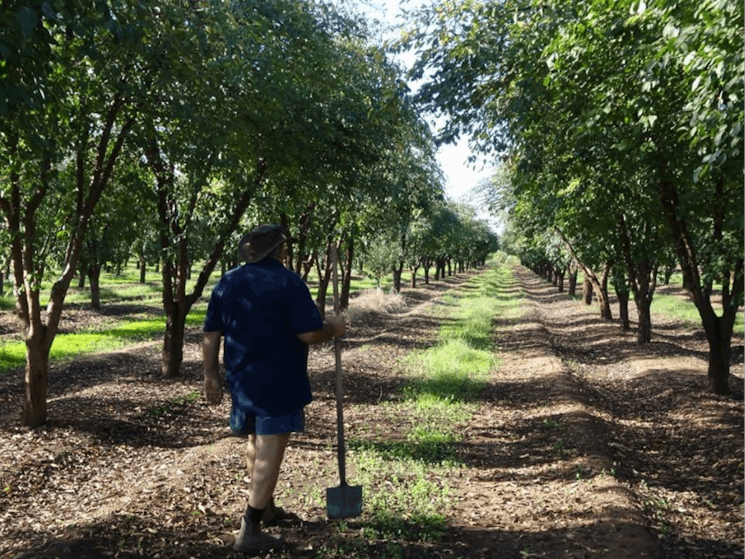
[0,263,439,373]
[651,293,744,335]
[340,266,523,549]
[1,262,426,307]
[0,311,206,372]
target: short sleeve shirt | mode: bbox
[203,258,323,416]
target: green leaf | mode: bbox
[16,7,37,37]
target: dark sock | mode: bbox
[247,506,265,525]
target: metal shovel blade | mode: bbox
[326,483,363,519]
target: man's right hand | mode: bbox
[204,375,223,405]
[327,315,347,338]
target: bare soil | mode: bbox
[0,265,742,559]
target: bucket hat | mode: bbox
[239,224,295,264]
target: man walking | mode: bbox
[203,224,346,553]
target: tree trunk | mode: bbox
[314,248,332,318]
[557,269,565,292]
[411,264,419,288]
[23,337,50,427]
[340,240,354,311]
[392,264,403,293]
[423,259,430,284]
[617,290,631,331]
[139,251,147,284]
[288,205,315,277]
[555,229,613,320]
[302,254,313,282]
[10,106,135,426]
[598,262,613,321]
[629,269,656,345]
[617,215,657,344]
[162,305,186,378]
[293,243,304,277]
[88,264,102,309]
[658,176,742,395]
[663,264,675,285]
[436,258,446,280]
[568,270,578,297]
[635,299,652,343]
[705,315,733,394]
[582,278,593,305]
[78,261,86,288]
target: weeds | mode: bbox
[339,266,524,546]
[543,417,564,429]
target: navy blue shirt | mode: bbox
[204,258,323,416]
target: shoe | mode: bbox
[233,516,285,553]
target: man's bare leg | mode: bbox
[234,433,290,552]
[246,434,282,521]
[248,433,290,510]
[246,434,257,475]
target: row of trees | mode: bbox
[403,0,743,395]
[1,0,496,426]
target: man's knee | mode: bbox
[254,433,291,457]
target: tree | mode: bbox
[647,0,744,393]
[1,2,152,426]
[141,0,365,376]
[75,151,154,307]
[403,0,743,393]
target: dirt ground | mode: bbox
[0,265,742,559]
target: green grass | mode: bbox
[0,310,206,372]
[573,271,743,336]
[342,265,524,544]
[0,260,439,374]
[64,282,164,305]
[2,261,428,309]
[652,292,744,336]
[651,293,704,329]
[350,443,452,541]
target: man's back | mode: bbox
[204,258,322,416]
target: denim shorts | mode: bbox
[230,405,305,436]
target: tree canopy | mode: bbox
[401,0,743,394]
[1,0,497,425]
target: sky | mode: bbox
[346,0,494,203]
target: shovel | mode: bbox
[326,244,363,519]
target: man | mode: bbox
[203,224,346,553]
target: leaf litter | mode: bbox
[0,267,741,558]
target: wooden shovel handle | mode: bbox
[331,245,347,486]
